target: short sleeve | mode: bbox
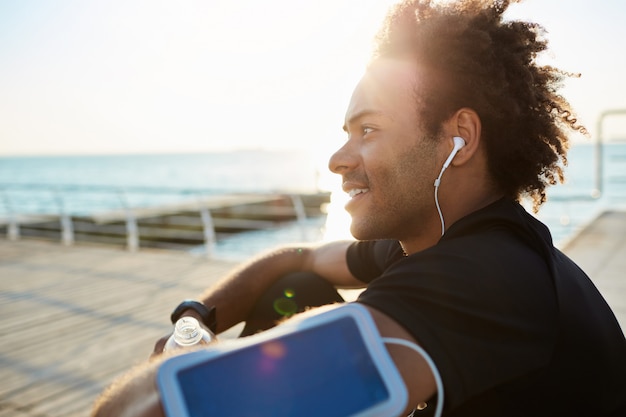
[346,240,404,283]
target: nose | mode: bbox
[328,140,357,175]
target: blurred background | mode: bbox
[1,0,625,256]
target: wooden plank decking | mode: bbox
[0,210,625,417]
[0,240,241,417]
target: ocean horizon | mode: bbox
[1,143,625,259]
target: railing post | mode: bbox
[196,194,216,258]
[7,220,19,241]
[290,194,308,241]
[595,109,626,198]
[2,190,20,241]
[595,113,605,198]
[200,206,216,258]
[118,189,139,252]
[54,188,74,246]
[60,214,74,246]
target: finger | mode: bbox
[151,336,168,357]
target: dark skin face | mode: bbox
[329,58,444,252]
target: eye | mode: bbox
[362,126,374,135]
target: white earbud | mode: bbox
[434,136,466,235]
[441,136,466,170]
[434,136,466,187]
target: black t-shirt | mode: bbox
[348,198,626,416]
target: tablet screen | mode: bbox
[176,316,391,417]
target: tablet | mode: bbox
[157,303,408,417]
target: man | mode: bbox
[92,0,626,416]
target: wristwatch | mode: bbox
[171,300,217,333]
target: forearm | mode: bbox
[198,245,314,333]
[91,357,163,417]
[198,241,356,334]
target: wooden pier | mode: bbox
[0,209,624,417]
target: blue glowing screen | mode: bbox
[178,316,390,417]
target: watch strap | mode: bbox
[171,300,217,333]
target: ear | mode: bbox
[442,107,482,166]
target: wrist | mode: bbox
[170,300,217,333]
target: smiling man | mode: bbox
[334,58,496,253]
[93,1,626,416]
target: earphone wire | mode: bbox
[434,167,446,236]
[434,137,465,236]
[382,337,444,417]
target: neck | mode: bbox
[400,191,503,256]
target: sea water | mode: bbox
[1,143,625,260]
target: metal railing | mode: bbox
[0,184,321,256]
[3,110,625,254]
[535,109,626,247]
[594,109,626,198]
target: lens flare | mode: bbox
[273,298,298,317]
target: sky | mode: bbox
[1,0,625,157]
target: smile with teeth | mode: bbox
[348,188,369,198]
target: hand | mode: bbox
[151,309,210,358]
[151,334,171,358]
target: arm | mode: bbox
[158,240,361,348]
[95,306,436,417]
[367,307,437,416]
[191,240,361,334]
[91,357,164,417]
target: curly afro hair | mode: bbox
[372,0,586,211]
